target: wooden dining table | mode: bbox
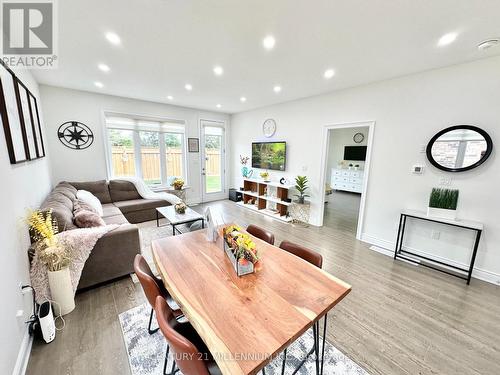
[152,227,351,375]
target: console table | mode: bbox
[394,209,483,284]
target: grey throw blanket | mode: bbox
[30,225,118,304]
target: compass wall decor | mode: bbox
[57,121,94,150]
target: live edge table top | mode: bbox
[152,228,351,375]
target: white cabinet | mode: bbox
[331,168,364,193]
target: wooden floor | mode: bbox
[27,198,500,375]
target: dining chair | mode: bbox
[278,240,323,375]
[155,296,222,375]
[247,224,275,245]
[133,254,183,334]
[278,240,323,268]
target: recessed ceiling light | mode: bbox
[477,38,500,51]
[94,81,104,88]
[438,32,457,47]
[216,104,222,108]
[263,35,276,50]
[324,68,335,79]
[213,66,223,76]
[167,95,173,100]
[98,63,110,72]
[240,97,247,102]
[105,32,121,45]
[273,85,282,93]
[185,84,192,91]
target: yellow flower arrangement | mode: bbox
[171,178,185,190]
[27,209,70,271]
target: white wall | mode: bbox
[0,69,52,375]
[230,56,500,283]
[326,126,369,181]
[39,85,230,203]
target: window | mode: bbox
[105,114,186,187]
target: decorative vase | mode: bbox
[427,207,457,220]
[47,267,75,316]
[174,185,182,190]
[297,196,305,204]
[241,166,253,178]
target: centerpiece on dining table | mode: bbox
[222,224,261,276]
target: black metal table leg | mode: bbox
[172,223,176,236]
[201,218,205,228]
[320,314,328,375]
[394,214,404,259]
[467,229,482,285]
[156,210,160,227]
[281,348,287,375]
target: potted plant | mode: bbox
[28,209,75,316]
[260,171,270,182]
[294,175,310,204]
[171,177,184,190]
[174,202,187,214]
[427,188,459,220]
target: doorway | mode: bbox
[319,121,374,239]
[200,120,226,202]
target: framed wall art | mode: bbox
[0,61,28,163]
[188,137,199,152]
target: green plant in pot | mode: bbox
[294,175,310,204]
[427,188,459,220]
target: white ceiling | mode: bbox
[33,0,500,114]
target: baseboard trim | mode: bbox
[12,327,32,375]
[360,233,500,286]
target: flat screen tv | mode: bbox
[344,146,367,161]
[252,141,286,171]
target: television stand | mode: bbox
[236,178,294,223]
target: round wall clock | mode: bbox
[353,132,364,143]
[263,118,277,138]
[57,121,94,150]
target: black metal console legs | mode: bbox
[394,212,482,284]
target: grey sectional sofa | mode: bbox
[38,180,170,290]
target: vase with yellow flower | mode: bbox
[222,225,261,276]
[171,178,185,191]
[28,209,75,316]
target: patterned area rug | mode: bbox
[119,303,368,375]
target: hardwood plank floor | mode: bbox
[26,198,500,375]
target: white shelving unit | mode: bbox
[235,178,294,222]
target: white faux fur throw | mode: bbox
[30,225,118,304]
[114,177,182,204]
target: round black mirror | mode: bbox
[427,125,492,172]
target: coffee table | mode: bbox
[156,206,204,235]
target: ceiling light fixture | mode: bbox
[98,63,110,72]
[437,32,457,47]
[324,68,335,79]
[477,38,500,51]
[105,32,121,45]
[216,104,222,108]
[167,95,173,100]
[263,35,276,50]
[240,97,247,103]
[94,81,104,88]
[273,85,282,93]
[185,84,192,91]
[213,66,223,76]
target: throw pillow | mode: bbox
[73,199,97,215]
[76,190,104,216]
[74,210,105,228]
